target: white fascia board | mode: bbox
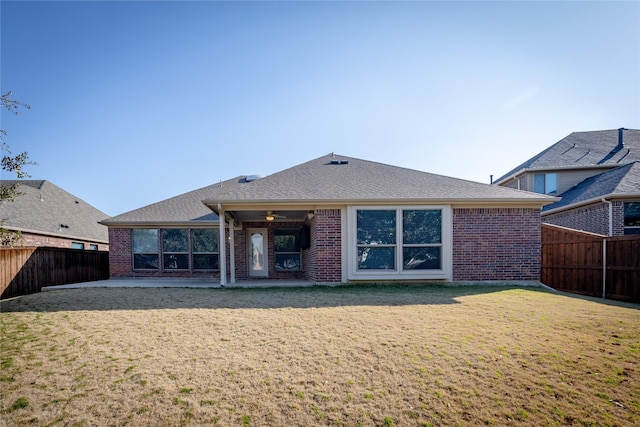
[100,221,220,228]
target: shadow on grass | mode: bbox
[0,284,541,312]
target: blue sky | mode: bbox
[1,0,639,217]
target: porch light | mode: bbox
[265,214,275,221]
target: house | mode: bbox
[101,154,555,285]
[0,180,109,250]
[493,128,640,236]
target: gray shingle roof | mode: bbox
[100,178,243,225]
[102,154,555,226]
[204,153,557,204]
[496,128,640,183]
[0,180,109,242]
[543,161,640,212]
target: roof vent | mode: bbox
[329,159,349,165]
[245,174,264,182]
[618,128,625,148]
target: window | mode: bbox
[274,229,301,270]
[71,242,85,250]
[353,207,449,279]
[534,173,558,195]
[357,210,396,270]
[191,229,219,269]
[132,228,220,271]
[132,229,159,269]
[162,229,189,270]
[89,244,99,251]
[403,210,442,270]
[624,202,640,235]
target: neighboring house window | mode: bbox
[274,228,301,271]
[624,202,640,235]
[162,229,189,270]
[132,229,159,269]
[534,173,558,195]
[89,244,98,251]
[352,207,450,279]
[191,229,219,270]
[71,242,85,250]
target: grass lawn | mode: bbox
[1,285,639,426]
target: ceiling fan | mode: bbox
[265,211,286,221]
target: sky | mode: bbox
[1,0,639,217]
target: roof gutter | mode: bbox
[2,225,109,244]
[543,193,640,217]
[203,197,558,208]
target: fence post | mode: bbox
[602,238,607,300]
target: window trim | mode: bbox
[347,206,452,281]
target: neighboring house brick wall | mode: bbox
[307,209,342,282]
[452,208,540,281]
[17,232,108,250]
[543,200,625,236]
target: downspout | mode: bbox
[601,197,612,300]
[602,197,613,237]
[218,203,226,286]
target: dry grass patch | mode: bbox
[1,285,639,426]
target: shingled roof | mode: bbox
[103,154,555,226]
[203,153,556,205]
[495,128,640,184]
[0,180,109,243]
[543,161,640,213]
[101,178,242,225]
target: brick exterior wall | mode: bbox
[542,201,624,236]
[232,221,307,281]
[108,227,223,279]
[307,209,342,282]
[15,232,108,251]
[452,208,541,281]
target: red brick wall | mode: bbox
[543,201,624,236]
[108,228,133,277]
[14,232,108,251]
[108,227,222,279]
[307,209,342,282]
[452,208,541,281]
[232,221,306,281]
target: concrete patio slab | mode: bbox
[41,278,317,291]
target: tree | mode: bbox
[1,91,35,246]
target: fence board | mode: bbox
[541,224,640,303]
[0,247,109,299]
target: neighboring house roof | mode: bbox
[0,180,109,243]
[103,153,556,226]
[495,128,640,184]
[543,161,640,213]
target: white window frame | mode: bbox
[347,206,452,281]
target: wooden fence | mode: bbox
[0,247,109,299]
[541,224,640,303]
